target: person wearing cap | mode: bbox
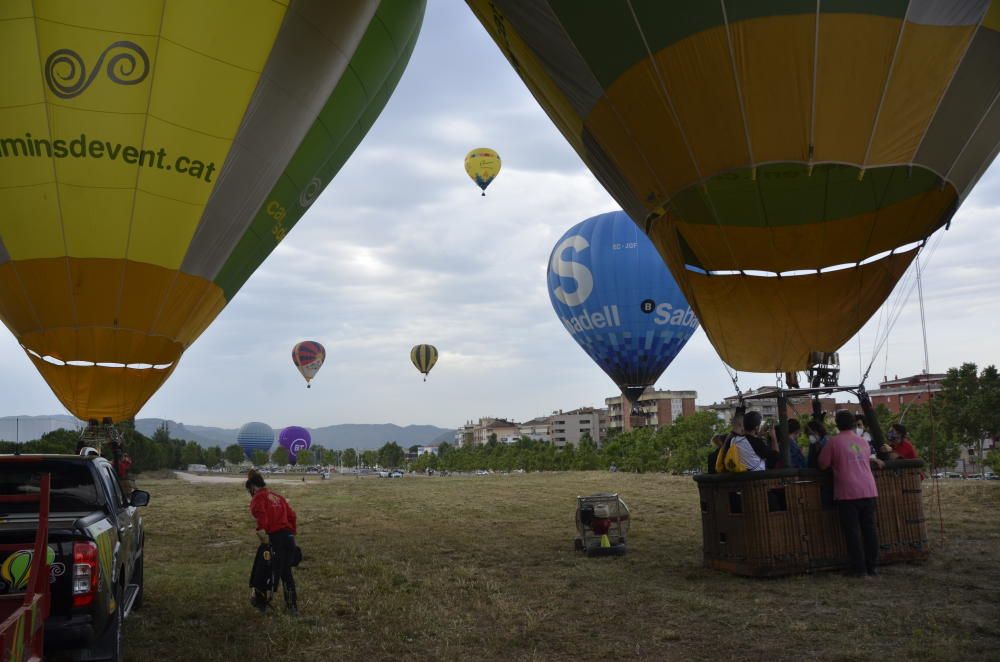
[245,469,299,614]
[819,410,884,577]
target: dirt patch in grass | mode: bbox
[124,473,1000,661]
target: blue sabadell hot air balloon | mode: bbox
[547,210,698,403]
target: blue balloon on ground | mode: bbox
[547,210,698,403]
[278,426,312,465]
[237,422,275,459]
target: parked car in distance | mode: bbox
[389,470,403,478]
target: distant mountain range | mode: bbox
[0,415,454,450]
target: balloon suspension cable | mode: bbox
[916,253,946,545]
[723,362,742,400]
[862,235,940,385]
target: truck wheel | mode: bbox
[95,582,124,662]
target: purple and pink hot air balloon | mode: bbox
[278,426,312,465]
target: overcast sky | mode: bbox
[1,3,998,430]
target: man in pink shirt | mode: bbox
[819,410,885,577]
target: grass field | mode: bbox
[123,473,1000,661]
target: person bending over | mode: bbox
[245,469,299,614]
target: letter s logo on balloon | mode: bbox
[550,235,593,307]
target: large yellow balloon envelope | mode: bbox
[0,1,425,421]
[464,148,501,195]
[468,1,1000,372]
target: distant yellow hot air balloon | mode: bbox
[410,344,438,381]
[0,1,426,421]
[464,148,501,195]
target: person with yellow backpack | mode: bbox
[715,410,780,473]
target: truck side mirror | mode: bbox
[130,490,151,507]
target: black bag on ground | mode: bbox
[249,543,273,609]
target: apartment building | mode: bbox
[518,417,551,443]
[868,372,945,414]
[455,417,522,447]
[548,407,605,448]
[606,388,697,434]
[700,387,863,423]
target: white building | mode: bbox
[518,417,551,443]
[548,407,604,448]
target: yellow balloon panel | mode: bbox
[0,18,43,107]
[661,249,917,373]
[29,355,178,424]
[867,23,974,166]
[0,184,62,260]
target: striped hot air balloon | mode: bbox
[237,422,275,460]
[292,341,325,388]
[468,1,1000,373]
[410,344,438,381]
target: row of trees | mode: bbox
[874,362,1000,474]
[409,411,726,474]
[3,363,994,475]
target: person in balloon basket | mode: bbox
[776,419,807,469]
[722,411,780,472]
[805,420,829,469]
[819,410,885,578]
[707,434,727,474]
[887,423,919,460]
[246,469,299,614]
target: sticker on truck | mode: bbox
[0,545,66,594]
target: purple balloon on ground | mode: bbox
[278,426,312,465]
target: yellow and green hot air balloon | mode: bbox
[0,1,425,421]
[468,0,1000,373]
[464,147,501,195]
[410,344,438,381]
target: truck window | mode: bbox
[0,461,101,513]
[101,467,126,510]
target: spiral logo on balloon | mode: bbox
[44,41,150,99]
[299,177,323,208]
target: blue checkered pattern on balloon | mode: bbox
[546,211,698,398]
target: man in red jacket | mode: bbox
[245,470,298,614]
